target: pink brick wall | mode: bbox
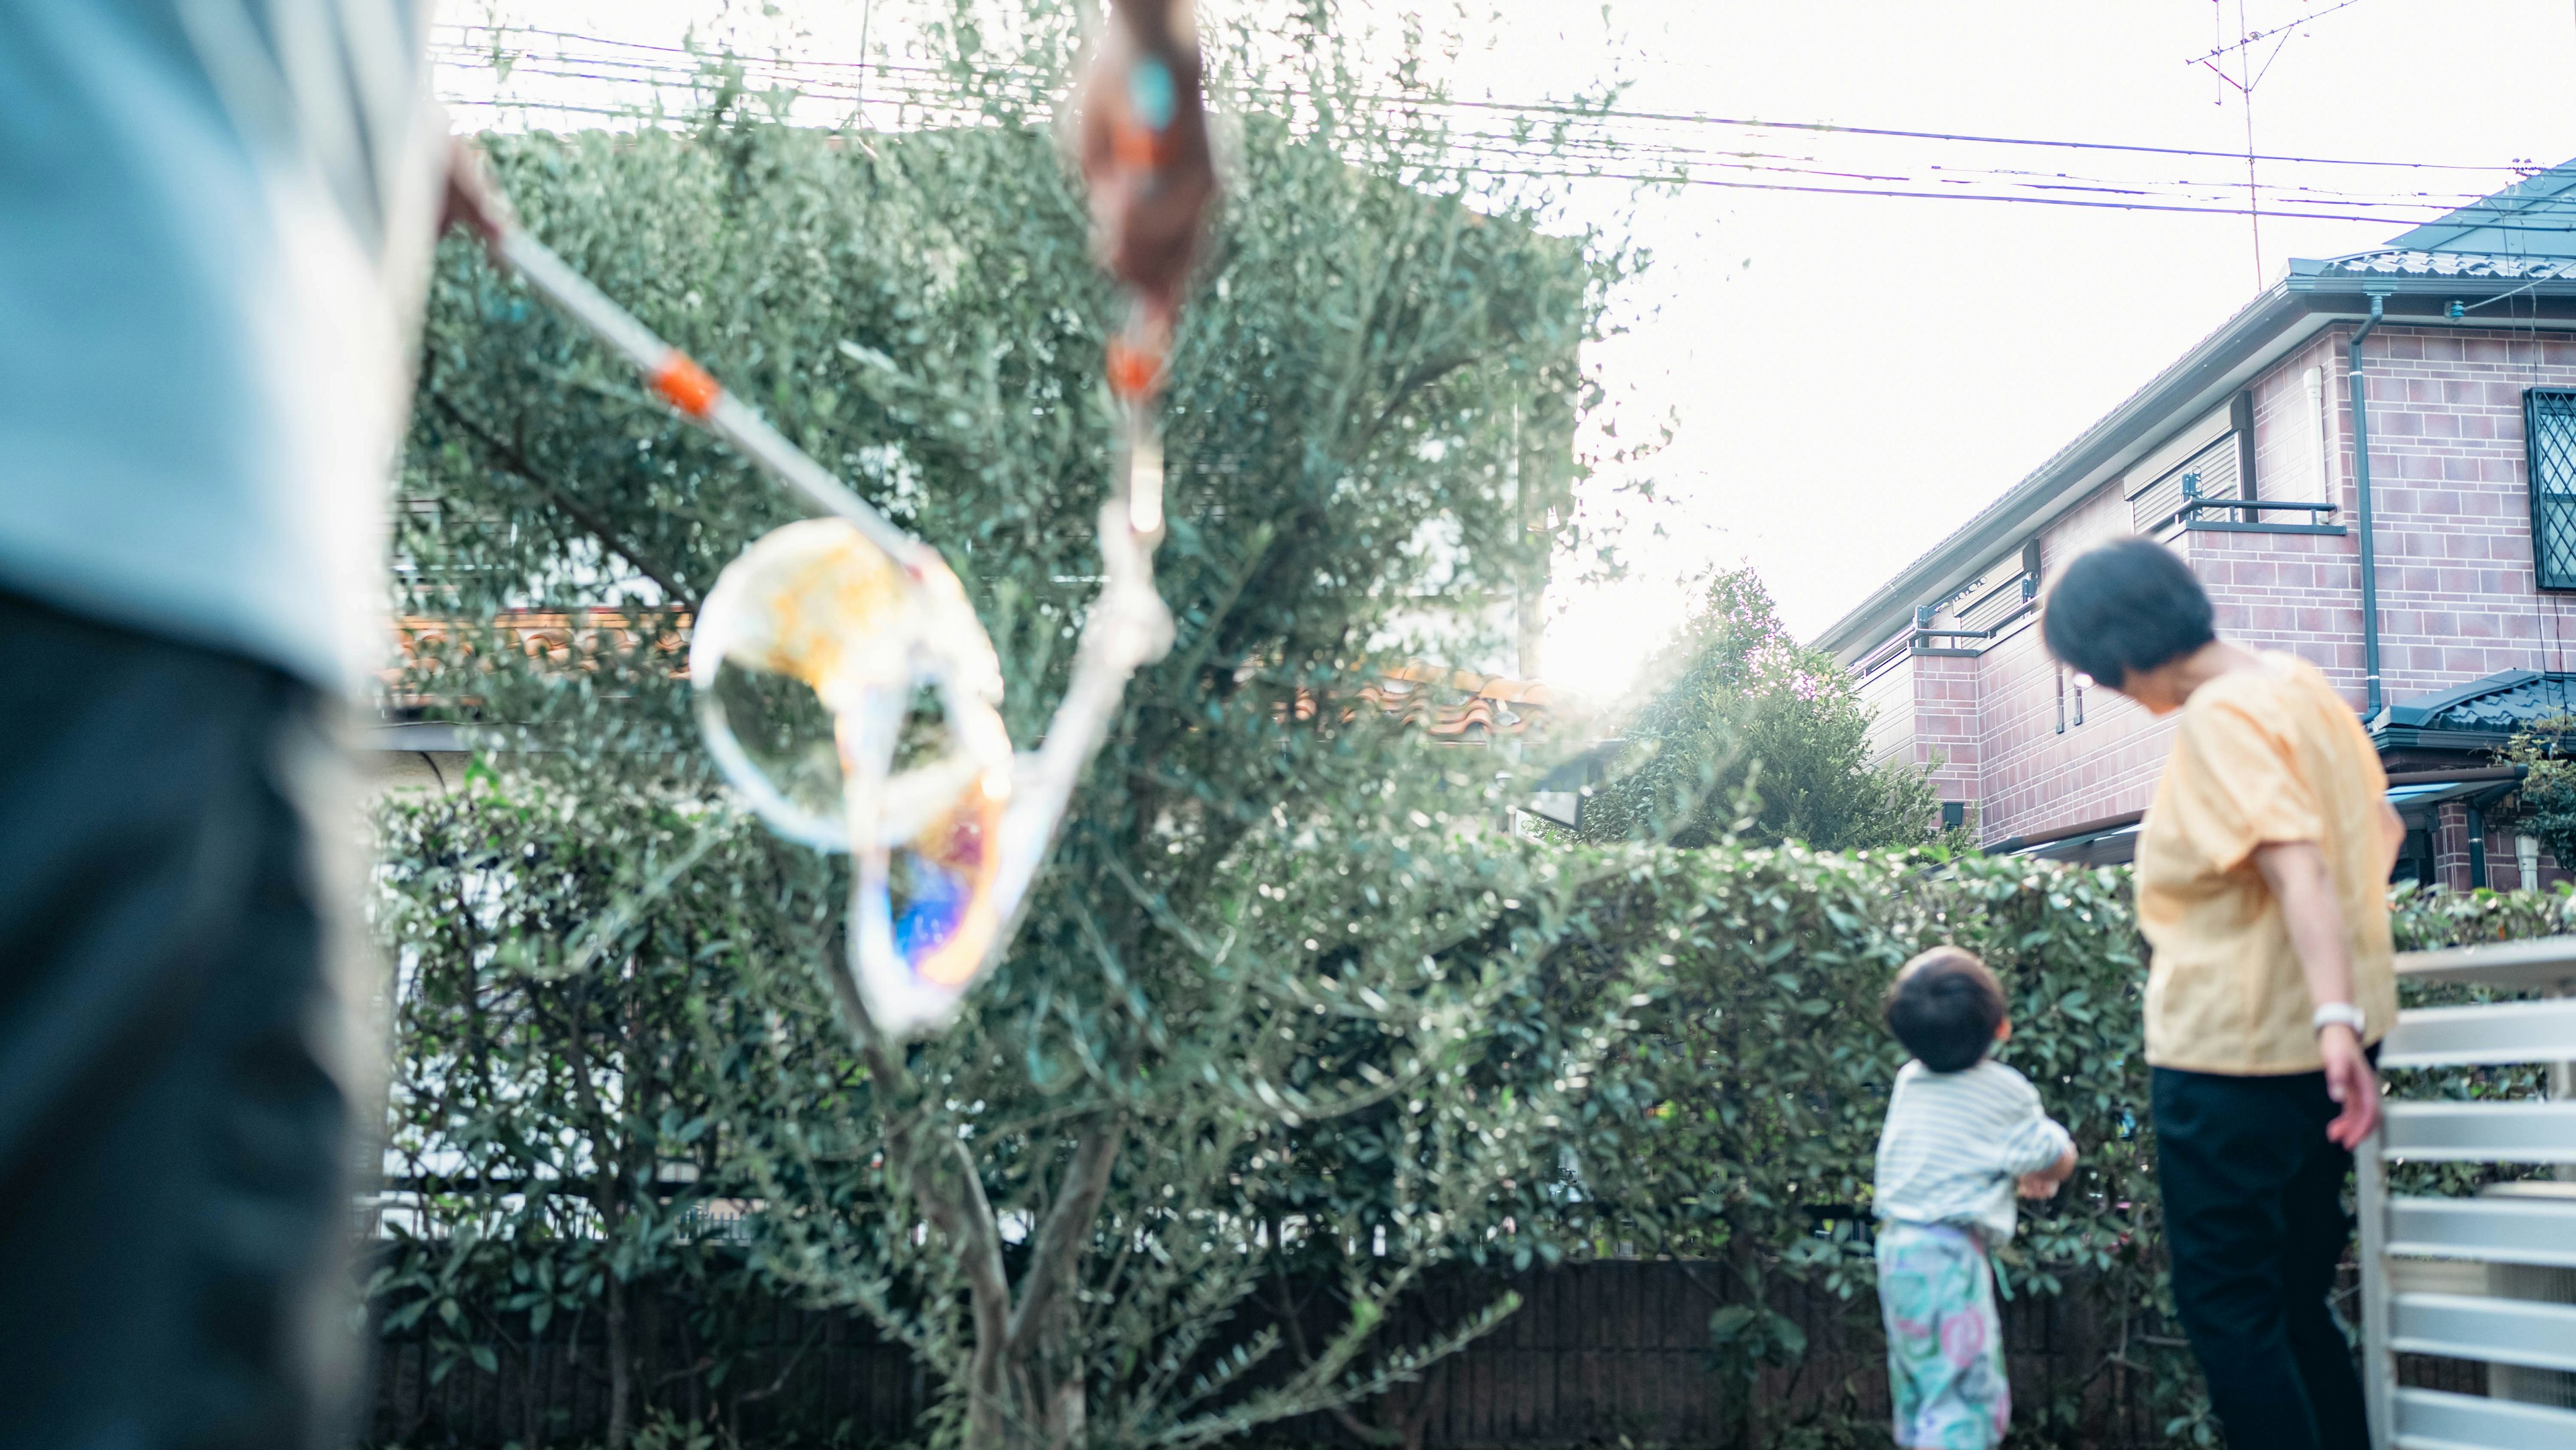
[1866,322,2576,851]
[1960,484,2177,842]
[1911,653,1981,812]
[2343,327,2576,700]
[2187,529,2365,692]
[1972,624,2174,842]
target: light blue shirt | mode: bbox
[1873,1058,2073,1246]
[0,0,441,688]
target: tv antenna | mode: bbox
[2188,0,2367,287]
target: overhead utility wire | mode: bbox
[1368,94,2514,176]
[441,103,2563,234]
[1393,166,2576,234]
[443,39,2576,231]
[445,79,2572,234]
[453,52,2463,201]
[438,23,2523,176]
[439,48,2520,218]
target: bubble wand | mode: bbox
[445,0,1213,1037]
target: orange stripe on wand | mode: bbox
[652,352,721,417]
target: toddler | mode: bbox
[1872,946,2076,1450]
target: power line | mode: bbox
[1380,93,2514,176]
[1423,165,2576,231]
[439,49,2524,214]
[437,23,2532,176]
[437,28,2576,235]
[444,52,2498,213]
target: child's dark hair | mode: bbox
[2039,538,2214,690]
[1885,946,2005,1073]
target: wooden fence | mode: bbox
[367,1256,2208,1448]
[1326,1258,2149,1448]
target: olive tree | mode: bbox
[381,6,1645,1446]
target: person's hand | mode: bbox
[2017,1145,2075,1199]
[2320,1023,2381,1149]
[441,138,511,255]
[1075,0,1216,316]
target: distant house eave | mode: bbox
[1811,282,2312,663]
[1815,267,2576,666]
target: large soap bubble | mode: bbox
[690,519,1015,1025]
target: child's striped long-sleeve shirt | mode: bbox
[1872,1058,2072,1245]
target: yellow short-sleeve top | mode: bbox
[2135,652,2398,1076]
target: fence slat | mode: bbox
[370,1258,2184,1447]
[2393,1386,2576,1448]
[2390,1292,2576,1374]
[2380,1101,2576,1163]
[2380,997,2576,1069]
[2387,1194,2576,1268]
[2396,938,2576,992]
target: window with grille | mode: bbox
[2528,389,2576,590]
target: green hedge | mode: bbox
[1553,845,2574,1447]
[370,808,2575,1448]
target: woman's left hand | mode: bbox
[2318,1023,2381,1149]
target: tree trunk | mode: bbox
[1044,1372,1088,1448]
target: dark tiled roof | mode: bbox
[2311,250,2576,280]
[2385,670,2576,733]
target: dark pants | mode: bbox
[2152,1064,2371,1450]
[0,590,372,1449]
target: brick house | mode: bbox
[1816,162,2576,889]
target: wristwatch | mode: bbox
[2312,1001,2369,1037]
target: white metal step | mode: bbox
[2381,998,2576,1070]
[2387,1195,2576,1269]
[2397,937,2576,994]
[2392,1386,2576,1449]
[2381,1101,2576,1164]
[2390,1292,2576,1373]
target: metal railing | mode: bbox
[2146,472,2342,532]
[2357,937,2576,1448]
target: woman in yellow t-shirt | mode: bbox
[2042,539,2398,1450]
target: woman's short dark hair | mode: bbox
[1885,946,2005,1073]
[2039,538,2214,689]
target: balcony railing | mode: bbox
[2150,473,2341,532]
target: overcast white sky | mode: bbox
[450,0,2576,698]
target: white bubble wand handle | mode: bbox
[492,227,936,576]
[993,344,1176,922]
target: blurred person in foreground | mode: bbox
[0,2,456,1445]
[2043,538,2397,1450]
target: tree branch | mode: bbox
[1004,1112,1128,1357]
[1267,1270,1401,1449]
[814,932,1018,1430]
[946,1138,1018,1392]
[1351,356,1475,462]
[429,389,700,610]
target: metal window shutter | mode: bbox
[2131,435,2239,533]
